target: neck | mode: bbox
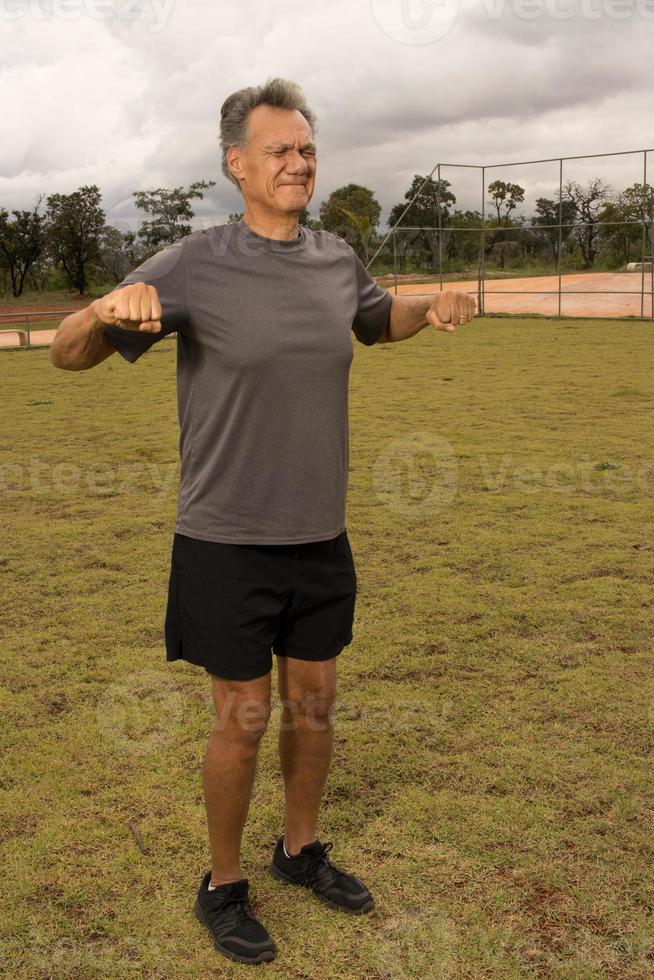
[241,206,300,241]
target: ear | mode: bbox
[226,146,244,182]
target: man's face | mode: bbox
[227,105,317,218]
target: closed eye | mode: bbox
[266,145,316,157]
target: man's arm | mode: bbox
[377,291,477,344]
[50,304,118,371]
[50,283,162,371]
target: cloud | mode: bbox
[0,0,651,227]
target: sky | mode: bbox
[0,0,652,231]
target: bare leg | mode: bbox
[203,671,272,886]
[277,656,337,856]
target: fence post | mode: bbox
[557,158,564,318]
[25,312,31,349]
[479,166,486,315]
[392,226,398,295]
[437,163,443,294]
[641,150,647,320]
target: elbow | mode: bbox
[49,338,73,371]
[50,322,71,370]
[49,341,66,370]
[52,356,92,372]
[49,340,66,370]
[49,340,87,371]
[50,320,90,371]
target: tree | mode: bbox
[133,180,216,252]
[388,175,456,271]
[0,251,9,296]
[228,209,320,230]
[100,226,143,285]
[299,209,322,229]
[340,208,374,264]
[0,200,47,297]
[45,185,106,295]
[599,183,654,266]
[443,209,483,268]
[563,178,613,269]
[531,197,576,263]
[489,238,521,270]
[319,184,381,258]
[487,180,525,226]
[389,174,455,228]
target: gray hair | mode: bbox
[219,78,317,191]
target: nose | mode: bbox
[284,150,310,175]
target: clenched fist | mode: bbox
[92,283,163,333]
[427,291,476,333]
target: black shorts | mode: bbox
[164,530,357,681]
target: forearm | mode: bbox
[50,302,113,371]
[383,295,431,343]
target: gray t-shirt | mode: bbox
[104,219,392,544]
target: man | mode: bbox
[51,78,475,966]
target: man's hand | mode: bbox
[92,283,163,333]
[426,291,476,333]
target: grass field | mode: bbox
[1,317,653,979]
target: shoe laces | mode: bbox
[206,883,255,933]
[301,841,346,888]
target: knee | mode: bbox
[282,684,337,730]
[215,694,272,749]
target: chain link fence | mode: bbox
[367,149,654,320]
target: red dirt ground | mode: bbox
[391,271,654,318]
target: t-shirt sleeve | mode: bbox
[103,236,188,363]
[351,252,392,346]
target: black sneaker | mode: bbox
[194,872,276,965]
[270,837,375,915]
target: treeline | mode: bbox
[0,180,215,298]
[385,175,654,276]
[0,178,387,298]
[2,175,653,297]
